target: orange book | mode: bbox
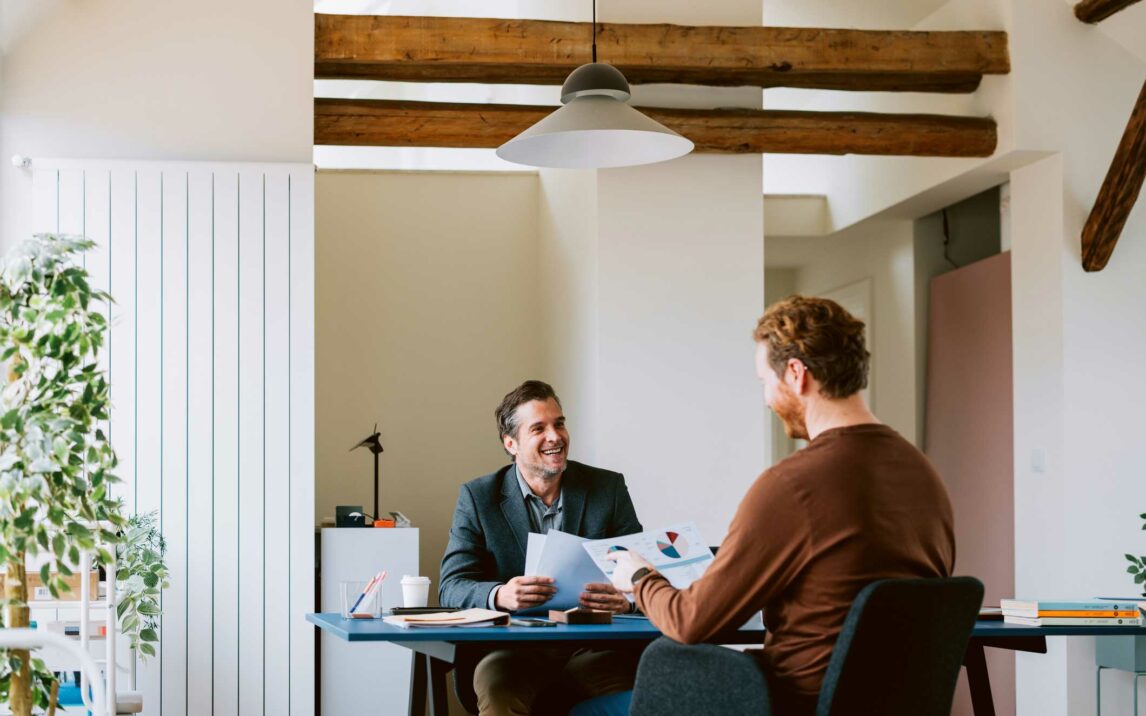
[1034,610,1139,618]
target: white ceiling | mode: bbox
[764,0,948,29]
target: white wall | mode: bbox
[315,170,542,598]
[594,155,766,542]
[537,169,601,464]
[1006,3,1146,713]
[0,0,313,252]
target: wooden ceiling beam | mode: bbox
[1081,79,1146,272]
[315,98,998,158]
[315,14,1009,94]
[1074,0,1143,23]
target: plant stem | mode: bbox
[5,553,32,716]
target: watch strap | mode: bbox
[631,566,654,586]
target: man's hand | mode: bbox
[495,576,556,611]
[580,582,631,613]
[604,550,655,593]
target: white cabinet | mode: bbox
[320,528,418,715]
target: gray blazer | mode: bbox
[439,460,643,609]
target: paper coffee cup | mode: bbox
[401,575,431,608]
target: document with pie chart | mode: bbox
[582,521,715,589]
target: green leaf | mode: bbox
[140,628,158,643]
[1130,566,1140,574]
[1137,573,1146,585]
[139,602,161,616]
[0,410,19,430]
[139,643,156,657]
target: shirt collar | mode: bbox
[515,464,563,511]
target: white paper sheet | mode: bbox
[524,532,546,576]
[519,529,609,614]
[582,521,715,590]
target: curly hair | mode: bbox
[753,295,870,399]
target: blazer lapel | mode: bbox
[499,466,529,558]
[561,463,588,536]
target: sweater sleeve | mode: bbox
[635,468,811,644]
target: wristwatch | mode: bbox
[631,567,654,586]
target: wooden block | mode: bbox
[0,570,99,601]
[549,608,613,625]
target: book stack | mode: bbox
[1000,599,1144,626]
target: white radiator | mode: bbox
[29,159,315,716]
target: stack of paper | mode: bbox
[383,608,509,629]
[522,530,608,614]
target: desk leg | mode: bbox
[429,656,451,716]
[964,642,996,716]
[409,652,427,716]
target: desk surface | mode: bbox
[307,612,763,643]
[308,613,1146,643]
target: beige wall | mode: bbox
[315,170,541,597]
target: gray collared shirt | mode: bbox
[515,464,564,535]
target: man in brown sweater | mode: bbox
[607,296,955,715]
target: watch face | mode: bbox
[632,567,652,584]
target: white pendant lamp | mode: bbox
[496,4,694,169]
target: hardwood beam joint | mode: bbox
[1074,0,1143,23]
[1081,79,1146,272]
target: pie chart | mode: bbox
[607,545,628,553]
[656,531,689,559]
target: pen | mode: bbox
[362,570,387,609]
[348,571,383,615]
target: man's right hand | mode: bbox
[495,576,556,611]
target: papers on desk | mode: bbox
[582,521,715,590]
[382,608,509,629]
[521,530,618,614]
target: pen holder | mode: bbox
[340,580,381,619]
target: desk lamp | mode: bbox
[350,424,384,520]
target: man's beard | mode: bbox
[773,384,809,441]
[519,454,565,481]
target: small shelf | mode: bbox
[28,600,109,609]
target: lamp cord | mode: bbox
[592,0,597,62]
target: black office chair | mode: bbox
[629,576,984,716]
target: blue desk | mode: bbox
[307,613,1146,716]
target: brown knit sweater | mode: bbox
[635,423,955,700]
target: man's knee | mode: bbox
[474,650,541,715]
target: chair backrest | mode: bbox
[816,576,984,716]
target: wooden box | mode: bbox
[0,570,99,601]
[549,608,613,625]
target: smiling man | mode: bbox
[440,380,643,715]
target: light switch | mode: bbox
[1030,447,1046,473]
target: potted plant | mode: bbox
[115,511,169,658]
[0,235,128,715]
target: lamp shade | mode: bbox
[496,63,694,169]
